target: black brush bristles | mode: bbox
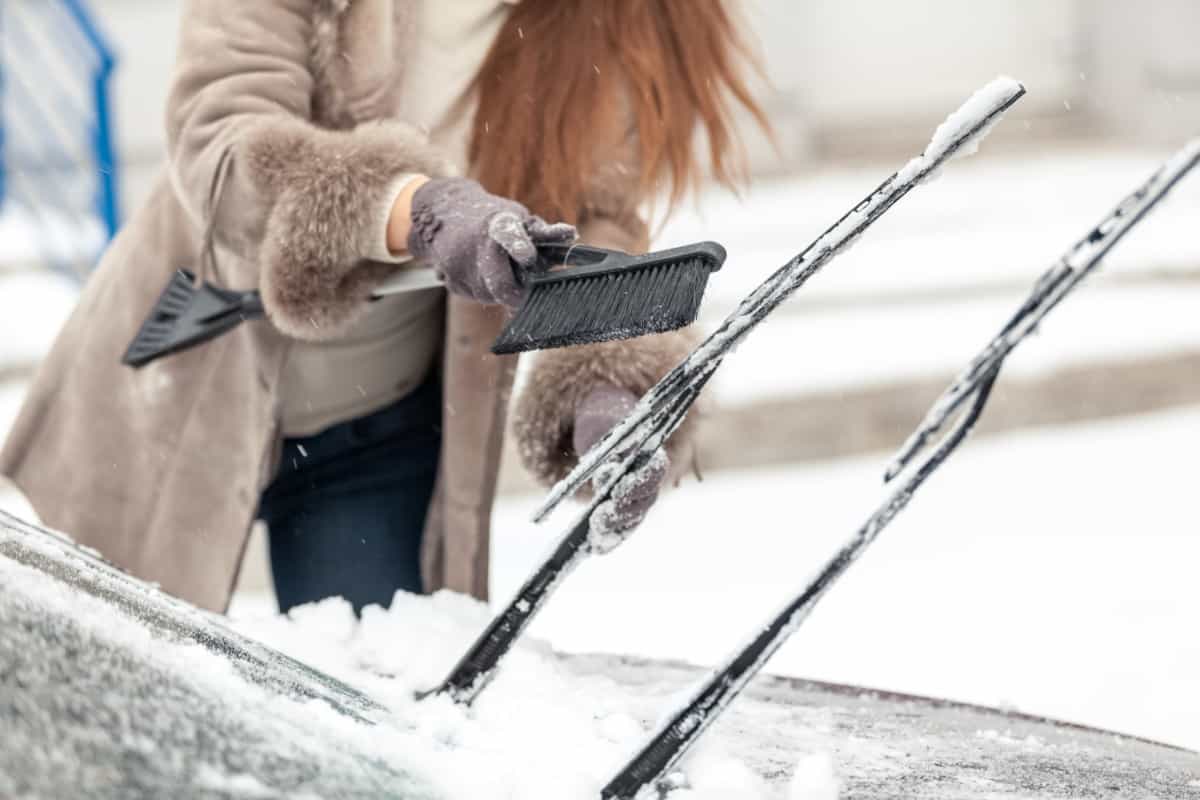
[491,241,725,354]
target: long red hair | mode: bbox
[470,0,769,225]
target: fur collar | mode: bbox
[308,0,517,128]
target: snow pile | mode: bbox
[975,730,1046,749]
[192,765,278,798]
[0,476,39,524]
[675,754,769,797]
[6,520,812,798]
[788,753,841,800]
[232,591,808,799]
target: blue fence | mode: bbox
[0,0,119,277]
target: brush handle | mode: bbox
[529,241,726,286]
[370,265,445,297]
[368,243,623,298]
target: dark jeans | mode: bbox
[257,377,441,615]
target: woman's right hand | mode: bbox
[401,177,577,309]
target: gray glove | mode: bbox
[406,177,577,308]
[574,384,670,553]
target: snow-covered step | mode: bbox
[703,283,1200,406]
[656,147,1200,308]
[496,279,1200,492]
[692,348,1200,474]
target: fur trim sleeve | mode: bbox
[243,118,455,340]
[511,327,703,489]
[164,0,454,341]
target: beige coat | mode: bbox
[0,0,695,613]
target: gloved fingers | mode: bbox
[590,447,669,494]
[611,490,657,523]
[431,263,474,303]
[611,456,668,508]
[526,216,578,245]
[478,245,526,309]
[586,451,669,554]
[591,460,624,492]
[588,499,642,554]
[612,480,661,516]
[488,210,539,267]
[588,449,668,540]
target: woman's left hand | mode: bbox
[573,384,669,551]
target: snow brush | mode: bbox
[121,241,726,367]
[490,241,726,354]
[425,77,1028,709]
[602,140,1200,800]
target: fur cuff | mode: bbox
[243,117,455,340]
[511,327,704,489]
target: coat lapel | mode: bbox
[311,0,413,128]
[421,297,516,600]
[309,0,515,600]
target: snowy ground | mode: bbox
[699,283,1200,405]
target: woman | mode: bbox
[0,0,766,614]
